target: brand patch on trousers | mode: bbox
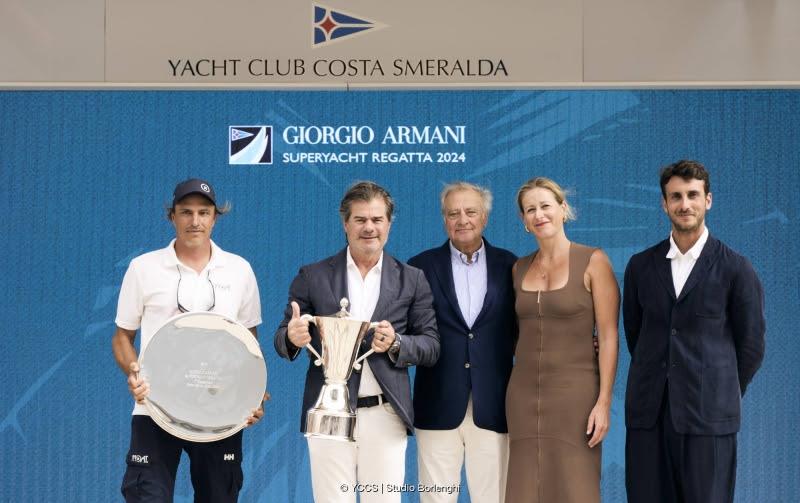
[130,454,149,464]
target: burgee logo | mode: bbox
[229,126,272,165]
[313,4,386,47]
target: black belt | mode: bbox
[357,394,385,408]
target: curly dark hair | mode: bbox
[659,160,710,198]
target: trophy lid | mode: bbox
[336,298,350,318]
[319,298,368,323]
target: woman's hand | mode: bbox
[586,399,610,448]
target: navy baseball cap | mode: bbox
[172,178,217,208]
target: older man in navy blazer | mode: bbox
[408,182,517,503]
[275,181,439,503]
[623,160,765,503]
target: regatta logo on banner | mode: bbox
[229,126,272,165]
[313,4,385,47]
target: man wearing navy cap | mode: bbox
[111,178,265,502]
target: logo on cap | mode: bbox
[200,183,210,192]
[229,126,273,165]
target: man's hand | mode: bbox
[371,320,396,353]
[287,301,311,348]
[246,391,271,427]
[127,361,149,403]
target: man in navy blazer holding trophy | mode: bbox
[409,182,517,503]
[275,181,440,503]
[623,160,766,503]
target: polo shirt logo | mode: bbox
[213,282,231,291]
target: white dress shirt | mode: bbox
[666,227,709,297]
[346,247,383,397]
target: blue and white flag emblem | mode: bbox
[229,126,272,165]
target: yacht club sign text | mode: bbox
[169,58,508,78]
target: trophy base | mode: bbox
[304,408,357,442]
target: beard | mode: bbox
[670,213,704,233]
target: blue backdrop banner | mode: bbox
[0,90,798,502]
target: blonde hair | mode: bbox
[516,177,576,222]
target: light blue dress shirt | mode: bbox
[449,240,488,328]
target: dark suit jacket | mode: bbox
[623,235,765,435]
[274,248,440,432]
[408,240,517,432]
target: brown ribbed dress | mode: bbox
[505,243,600,503]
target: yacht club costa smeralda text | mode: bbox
[169,58,507,78]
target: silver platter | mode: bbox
[139,312,267,442]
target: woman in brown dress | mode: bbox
[505,177,619,502]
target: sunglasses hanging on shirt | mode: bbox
[176,265,216,313]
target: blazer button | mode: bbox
[464,363,471,369]
[670,329,677,336]
[468,333,474,339]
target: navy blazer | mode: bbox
[408,240,517,432]
[623,235,765,435]
[274,249,440,433]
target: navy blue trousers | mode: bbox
[121,416,244,503]
[626,390,737,503]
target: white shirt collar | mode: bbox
[346,246,383,274]
[163,239,226,269]
[666,227,709,260]
[449,239,485,265]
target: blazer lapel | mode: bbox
[328,249,349,314]
[372,253,399,322]
[432,241,469,328]
[653,239,677,301]
[472,240,497,327]
[676,236,719,303]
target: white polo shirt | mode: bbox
[116,239,262,415]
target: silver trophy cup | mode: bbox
[301,298,378,442]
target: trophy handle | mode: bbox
[352,322,381,371]
[299,314,323,366]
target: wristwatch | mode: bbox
[389,333,402,356]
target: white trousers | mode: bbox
[416,398,509,503]
[308,402,408,503]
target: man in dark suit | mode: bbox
[274,181,440,503]
[623,160,766,503]
[408,182,517,503]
